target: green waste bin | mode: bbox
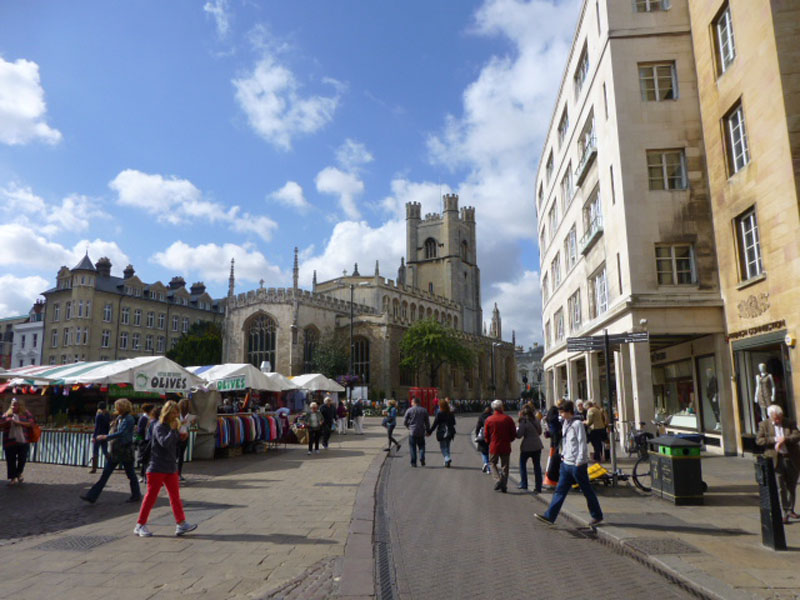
[648,435,704,505]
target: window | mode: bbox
[602,82,608,119]
[20,334,25,349]
[247,314,277,369]
[565,225,578,270]
[63,328,70,346]
[609,165,616,205]
[81,328,88,345]
[78,300,83,318]
[552,252,562,288]
[557,107,569,147]
[182,317,189,333]
[542,273,550,304]
[548,204,559,240]
[103,303,112,322]
[589,266,608,319]
[101,330,110,348]
[537,184,544,213]
[461,241,468,262]
[353,336,370,384]
[725,102,750,174]
[639,62,677,101]
[132,333,140,350]
[647,150,686,190]
[568,290,582,332]
[635,0,670,11]
[303,327,319,374]
[145,335,153,352]
[157,336,165,353]
[172,315,179,332]
[582,187,603,242]
[554,308,565,341]
[545,152,554,182]
[736,208,763,280]
[53,303,60,322]
[121,307,130,325]
[573,43,589,100]
[119,332,128,350]
[656,245,695,284]
[51,328,58,348]
[714,3,736,75]
[540,228,547,253]
[146,311,154,328]
[424,238,437,259]
[428,282,434,295]
[65,301,72,320]
[32,333,37,348]
[560,167,574,210]
[545,320,552,349]
[158,313,165,330]
[133,309,141,326]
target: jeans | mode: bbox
[5,444,29,480]
[519,449,542,491]
[137,472,186,525]
[438,438,452,463]
[543,462,603,523]
[387,424,400,449]
[85,457,141,502]
[92,440,109,461]
[409,435,425,465]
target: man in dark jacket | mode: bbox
[320,396,336,449]
[484,400,517,493]
[757,404,800,524]
[403,397,430,467]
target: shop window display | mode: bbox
[735,343,792,443]
[653,359,696,429]
[697,355,721,433]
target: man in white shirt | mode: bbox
[535,400,603,526]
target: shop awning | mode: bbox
[290,373,346,392]
[187,363,285,392]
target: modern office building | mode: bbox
[687,0,800,452]
[536,0,734,453]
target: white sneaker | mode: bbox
[175,521,197,536]
[315,449,320,454]
[307,451,312,455]
[133,524,152,537]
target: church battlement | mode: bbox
[443,193,459,212]
[406,202,421,220]
[460,206,475,223]
[423,213,442,222]
[233,287,375,315]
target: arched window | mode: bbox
[392,298,400,318]
[247,313,277,370]
[424,238,437,259]
[353,336,370,384]
[434,310,440,322]
[461,240,468,262]
[426,307,433,319]
[303,327,319,374]
[410,304,417,321]
[428,282,434,295]
[382,295,390,314]
[401,301,408,320]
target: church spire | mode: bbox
[293,247,299,290]
[228,258,235,298]
[490,303,502,340]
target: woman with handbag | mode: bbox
[3,398,36,485]
[81,398,141,504]
[383,399,401,452]
[474,404,492,473]
[428,398,456,467]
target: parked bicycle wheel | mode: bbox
[632,455,652,492]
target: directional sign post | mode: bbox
[566,329,649,485]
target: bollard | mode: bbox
[754,455,787,551]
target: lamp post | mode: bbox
[349,283,354,402]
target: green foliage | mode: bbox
[309,330,349,379]
[166,321,222,367]
[399,318,473,386]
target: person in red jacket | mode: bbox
[484,399,517,493]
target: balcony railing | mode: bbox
[580,214,603,255]
[575,135,597,185]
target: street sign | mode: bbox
[567,332,649,352]
[607,331,649,345]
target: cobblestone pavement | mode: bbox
[380,430,696,600]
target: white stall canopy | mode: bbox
[290,373,345,392]
[187,363,284,392]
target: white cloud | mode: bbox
[1,184,109,237]
[0,275,49,317]
[109,169,277,241]
[336,139,373,172]
[269,180,311,213]
[233,55,342,150]
[0,57,62,145]
[203,0,231,39]
[315,167,364,220]
[380,178,451,218]
[150,241,283,285]
[484,269,543,348]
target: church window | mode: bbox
[392,299,399,318]
[303,327,319,374]
[410,304,417,321]
[424,238,437,259]
[353,336,370,384]
[401,301,408,320]
[428,282,434,295]
[461,240,468,262]
[434,310,440,322]
[247,314,277,370]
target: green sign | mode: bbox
[108,384,162,399]
[217,377,247,391]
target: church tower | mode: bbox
[405,194,482,335]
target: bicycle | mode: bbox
[630,429,654,492]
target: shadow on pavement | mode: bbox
[611,521,748,536]
[189,533,337,544]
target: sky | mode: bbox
[0,0,580,348]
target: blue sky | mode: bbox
[0,0,580,347]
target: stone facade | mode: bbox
[10,301,45,368]
[223,195,518,402]
[687,0,800,452]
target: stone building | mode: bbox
[10,301,45,368]
[536,0,734,453]
[40,255,225,365]
[222,195,518,402]
[687,0,800,453]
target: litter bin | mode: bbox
[649,435,704,505]
[754,455,787,550]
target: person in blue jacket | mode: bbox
[89,401,110,474]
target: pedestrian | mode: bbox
[134,400,197,537]
[475,405,492,473]
[383,399,401,453]
[89,401,111,474]
[484,400,516,493]
[81,398,141,504]
[585,401,606,463]
[320,395,336,449]
[545,401,562,449]
[575,400,587,421]
[336,399,348,435]
[305,402,323,454]
[428,398,456,467]
[403,397,430,467]
[756,404,800,524]
[535,400,603,526]
[352,398,365,434]
[2,398,36,485]
[139,405,161,482]
[516,405,543,492]
[134,402,154,475]
[176,399,197,481]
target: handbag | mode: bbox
[30,423,42,443]
[381,417,389,428]
[474,426,485,443]
[108,415,134,464]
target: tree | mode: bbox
[166,321,222,367]
[309,330,349,379]
[399,318,473,387]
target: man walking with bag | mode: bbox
[484,400,516,493]
[535,400,603,526]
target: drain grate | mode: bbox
[624,537,701,556]
[34,535,120,552]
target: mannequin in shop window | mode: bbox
[754,363,776,421]
[706,368,721,431]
